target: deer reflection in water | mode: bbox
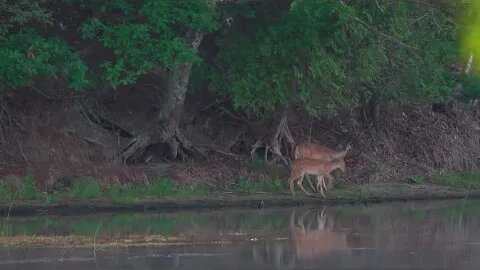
[252,208,349,269]
[290,208,348,261]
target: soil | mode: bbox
[2,183,478,216]
[1,84,479,189]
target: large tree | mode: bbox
[78,0,260,162]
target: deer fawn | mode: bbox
[288,157,346,197]
[293,142,351,193]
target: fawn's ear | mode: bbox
[345,143,352,151]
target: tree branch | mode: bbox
[337,0,417,50]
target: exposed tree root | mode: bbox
[250,111,295,165]
[118,124,199,164]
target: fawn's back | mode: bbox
[295,142,350,161]
[291,158,345,176]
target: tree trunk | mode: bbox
[120,30,204,162]
[159,30,204,134]
[158,30,204,159]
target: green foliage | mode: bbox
[460,74,480,101]
[69,178,102,200]
[1,0,466,117]
[459,0,480,62]
[45,192,62,204]
[78,0,219,88]
[210,0,359,114]
[0,1,88,91]
[0,31,89,91]
[0,0,52,38]
[358,0,459,103]
[106,185,124,203]
[19,175,40,200]
[147,178,177,196]
[0,176,43,202]
[234,176,285,194]
[249,157,269,171]
[106,178,208,204]
[208,0,460,115]
[0,184,15,201]
[435,173,480,190]
[411,175,426,184]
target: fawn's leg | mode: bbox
[306,175,316,193]
[297,173,312,196]
[289,176,295,196]
[315,176,326,198]
[323,174,334,196]
[321,176,328,191]
[289,173,302,196]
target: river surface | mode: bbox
[1,199,480,269]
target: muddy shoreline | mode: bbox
[1,183,478,216]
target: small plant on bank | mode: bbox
[45,192,62,204]
[105,178,209,204]
[410,175,426,184]
[19,175,40,200]
[435,173,480,190]
[176,185,209,197]
[107,185,146,204]
[0,184,15,201]
[250,157,268,171]
[69,177,102,200]
[234,176,286,194]
[147,178,177,196]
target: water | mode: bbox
[1,199,480,269]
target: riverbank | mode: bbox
[2,182,479,216]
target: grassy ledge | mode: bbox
[0,173,479,216]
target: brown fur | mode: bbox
[290,210,347,260]
[293,142,351,192]
[294,142,351,160]
[288,158,346,197]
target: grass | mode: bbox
[0,175,39,201]
[69,177,102,200]
[147,178,177,196]
[249,157,269,171]
[410,175,426,184]
[18,175,40,200]
[434,173,480,190]
[234,176,286,194]
[0,185,15,201]
[1,175,210,205]
[1,172,478,205]
[106,178,210,204]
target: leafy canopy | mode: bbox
[79,0,219,88]
[0,1,89,91]
[208,0,460,115]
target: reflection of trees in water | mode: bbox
[329,202,480,269]
[5,202,480,269]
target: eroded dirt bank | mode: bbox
[1,79,480,203]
